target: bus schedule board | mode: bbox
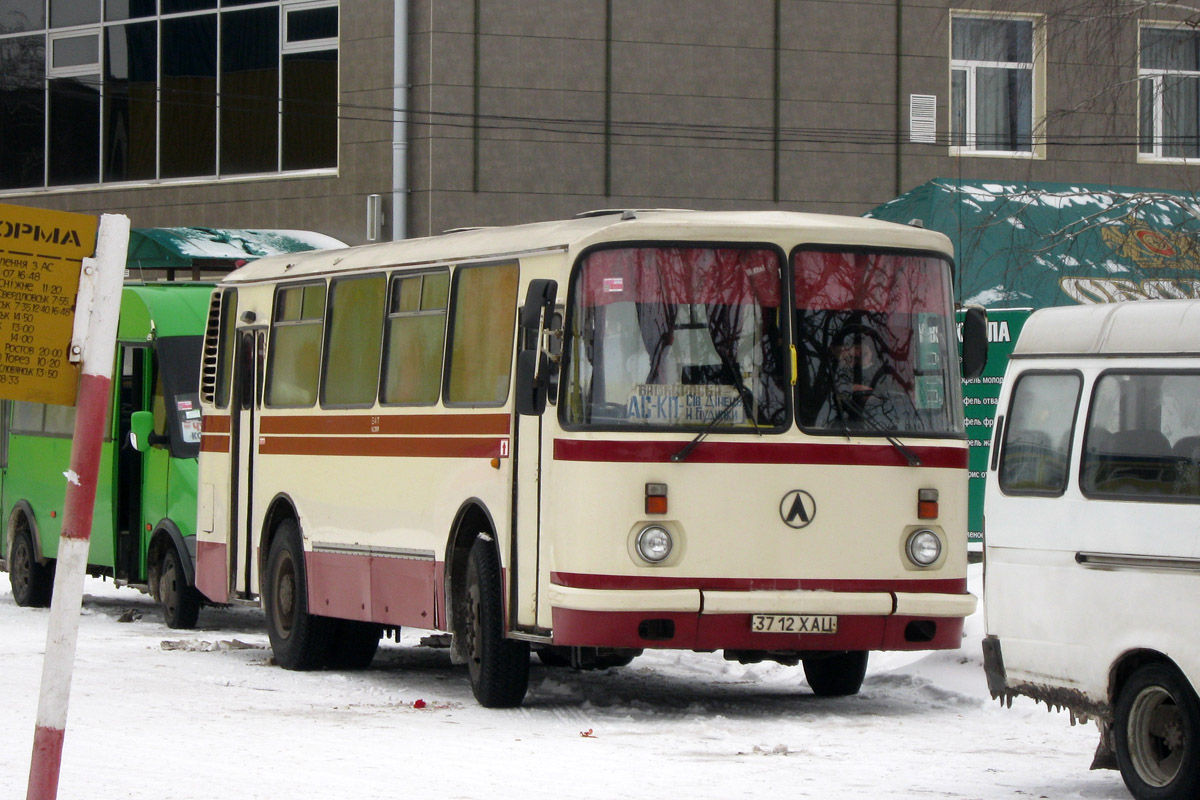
[0,203,99,406]
[960,308,1030,544]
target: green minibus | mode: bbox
[1,283,211,627]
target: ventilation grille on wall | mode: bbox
[200,289,223,405]
[909,95,937,144]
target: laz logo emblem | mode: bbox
[779,490,816,529]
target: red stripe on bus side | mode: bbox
[202,415,231,434]
[550,571,967,594]
[259,413,510,436]
[259,435,505,459]
[200,434,230,454]
[552,439,967,468]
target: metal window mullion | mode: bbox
[277,6,283,171]
[155,18,162,180]
[965,64,977,149]
[215,9,222,178]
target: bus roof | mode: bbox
[218,210,954,285]
[1012,299,1200,358]
[118,283,214,341]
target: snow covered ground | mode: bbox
[1,565,1129,799]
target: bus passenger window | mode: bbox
[382,271,449,405]
[998,372,1080,496]
[266,282,326,407]
[445,263,519,406]
[322,274,385,407]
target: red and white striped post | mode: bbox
[26,214,129,800]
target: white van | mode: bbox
[983,299,1200,800]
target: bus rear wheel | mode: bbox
[463,538,529,707]
[264,520,332,670]
[802,651,868,697]
[159,546,201,630]
[1115,663,1200,800]
[10,525,52,608]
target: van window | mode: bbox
[1080,372,1200,501]
[998,372,1080,495]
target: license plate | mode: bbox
[751,614,837,634]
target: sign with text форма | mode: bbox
[0,203,99,407]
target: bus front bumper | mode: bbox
[545,585,975,652]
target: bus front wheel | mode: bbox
[264,520,332,670]
[10,525,52,608]
[1115,663,1200,800]
[159,546,201,630]
[802,651,868,697]
[462,538,529,707]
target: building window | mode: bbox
[1140,26,1200,160]
[951,14,1040,156]
[0,0,338,191]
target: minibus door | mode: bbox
[229,328,264,599]
[114,345,147,583]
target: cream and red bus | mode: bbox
[194,210,986,707]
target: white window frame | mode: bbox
[1138,24,1200,163]
[949,11,1046,160]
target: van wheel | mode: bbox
[802,651,868,697]
[463,538,529,707]
[159,546,201,629]
[10,525,52,608]
[1115,663,1200,799]
[327,620,383,670]
[264,520,332,670]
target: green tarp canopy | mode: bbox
[126,227,345,279]
[867,178,1200,308]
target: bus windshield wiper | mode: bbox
[834,391,921,467]
[671,392,744,463]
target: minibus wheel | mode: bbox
[1115,663,1200,799]
[802,651,868,697]
[264,520,333,670]
[159,546,201,630]
[10,525,52,608]
[463,538,529,707]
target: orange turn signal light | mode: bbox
[645,483,668,515]
[917,488,939,520]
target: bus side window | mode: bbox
[381,270,448,405]
[444,262,519,406]
[998,372,1081,496]
[322,273,385,407]
[265,282,326,407]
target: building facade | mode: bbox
[2,0,1199,245]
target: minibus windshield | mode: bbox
[793,248,964,437]
[562,246,788,429]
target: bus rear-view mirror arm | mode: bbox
[516,279,559,417]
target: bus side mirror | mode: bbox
[960,305,988,380]
[516,279,558,417]
[129,410,155,453]
[130,410,169,452]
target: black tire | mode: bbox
[463,538,529,707]
[1114,663,1200,800]
[159,546,201,629]
[263,520,333,670]
[10,524,52,608]
[327,620,383,670]
[802,651,869,697]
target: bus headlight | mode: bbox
[905,529,942,567]
[636,525,673,563]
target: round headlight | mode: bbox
[636,525,673,563]
[906,529,942,567]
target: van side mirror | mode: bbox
[960,305,988,380]
[515,279,558,416]
[129,410,169,452]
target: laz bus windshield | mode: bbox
[793,249,963,437]
[563,246,788,430]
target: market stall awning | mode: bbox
[867,178,1200,308]
[126,227,346,279]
